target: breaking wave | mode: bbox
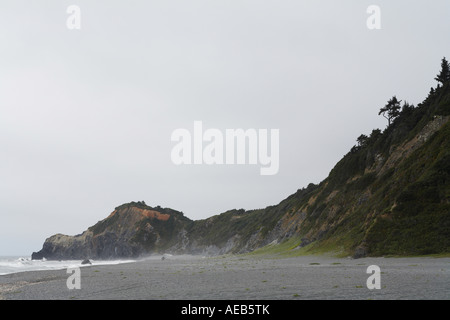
[0,256,136,275]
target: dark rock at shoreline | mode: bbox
[31,251,44,260]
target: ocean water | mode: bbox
[0,256,136,275]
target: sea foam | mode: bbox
[0,256,136,275]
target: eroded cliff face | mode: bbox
[182,114,450,257]
[265,115,450,257]
[32,93,450,259]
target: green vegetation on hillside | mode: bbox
[206,57,450,257]
[288,57,450,256]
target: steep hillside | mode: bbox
[176,77,450,258]
[32,60,450,260]
[245,81,450,257]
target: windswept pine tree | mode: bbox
[378,96,402,126]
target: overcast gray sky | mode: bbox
[1,0,449,255]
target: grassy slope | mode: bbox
[227,83,450,257]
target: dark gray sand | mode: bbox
[1,255,449,300]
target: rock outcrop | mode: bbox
[32,203,192,260]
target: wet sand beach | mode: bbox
[1,255,449,300]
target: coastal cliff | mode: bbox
[32,66,450,260]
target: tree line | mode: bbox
[378,57,449,127]
[350,57,449,153]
